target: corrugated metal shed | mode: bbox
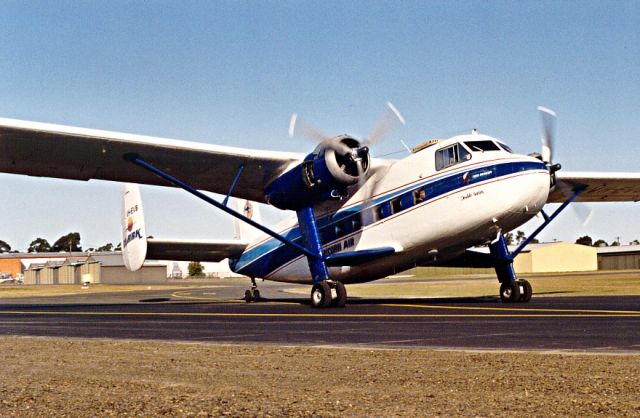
[597,245,640,270]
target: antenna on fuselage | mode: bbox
[471,128,479,135]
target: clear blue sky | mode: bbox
[1,1,639,251]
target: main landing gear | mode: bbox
[499,279,532,303]
[244,278,261,302]
[310,280,347,308]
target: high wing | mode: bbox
[146,239,248,262]
[0,117,304,202]
[548,172,640,203]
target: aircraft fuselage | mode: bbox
[231,133,550,284]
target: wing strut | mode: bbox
[123,153,317,259]
[222,164,245,207]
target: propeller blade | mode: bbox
[555,179,594,226]
[288,113,353,155]
[288,113,332,143]
[356,157,373,226]
[572,201,594,226]
[365,101,406,146]
[538,106,556,164]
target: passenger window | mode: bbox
[374,205,384,222]
[391,198,402,214]
[351,217,362,231]
[413,188,426,204]
[335,224,344,238]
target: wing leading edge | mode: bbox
[0,117,303,203]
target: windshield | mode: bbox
[464,140,501,152]
[497,142,514,153]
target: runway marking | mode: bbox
[0,310,639,318]
[382,303,640,315]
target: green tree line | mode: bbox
[0,233,121,253]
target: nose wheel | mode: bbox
[311,281,347,308]
[500,279,532,303]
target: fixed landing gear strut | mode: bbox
[490,233,533,303]
[310,280,347,308]
[296,207,348,308]
[490,186,586,303]
[244,278,261,302]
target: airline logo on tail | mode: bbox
[123,204,143,247]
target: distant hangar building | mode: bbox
[2,252,167,285]
[512,242,598,274]
[597,245,640,270]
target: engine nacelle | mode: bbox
[265,136,370,210]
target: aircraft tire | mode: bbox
[311,282,332,308]
[499,282,521,303]
[244,289,253,303]
[334,281,347,308]
[518,279,532,303]
[253,289,261,301]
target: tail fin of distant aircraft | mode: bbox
[234,199,264,242]
[121,183,148,271]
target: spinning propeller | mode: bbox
[289,102,405,194]
[537,106,593,225]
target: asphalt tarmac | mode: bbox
[1,282,639,351]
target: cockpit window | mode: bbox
[435,143,472,171]
[497,142,514,153]
[464,140,501,152]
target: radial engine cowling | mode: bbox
[265,136,370,210]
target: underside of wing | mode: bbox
[146,239,248,262]
[0,118,303,202]
[548,172,640,203]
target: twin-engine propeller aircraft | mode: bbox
[2,105,640,307]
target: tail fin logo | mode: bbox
[127,216,134,231]
[243,201,253,219]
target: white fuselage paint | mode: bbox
[235,134,550,284]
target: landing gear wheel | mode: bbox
[333,281,347,308]
[244,287,261,303]
[500,282,521,303]
[311,281,332,308]
[518,279,532,303]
